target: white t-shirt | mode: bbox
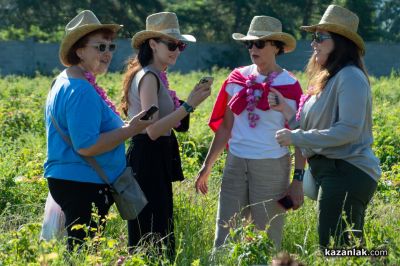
[225,64,298,159]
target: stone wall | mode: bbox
[1,39,399,77]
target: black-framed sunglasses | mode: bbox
[243,40,268,49]
[89,43,117,52]
[312,32,332,43]
[158,39,187,52]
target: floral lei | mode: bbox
[245,72,278,128]
[295,87,314,121]
[84,71,120,116]
[159,71,181,110]
[159,71,182,127]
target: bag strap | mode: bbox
[48,81,112,186]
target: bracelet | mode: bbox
[293,169,305,181]
[182,102,195,113]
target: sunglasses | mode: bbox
[158,39,187,52]
[88,43,117,52]
[311,33,332,43]
[244,40,268,49]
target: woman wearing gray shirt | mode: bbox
[269,5,381,248]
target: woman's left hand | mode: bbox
[275,128,293,146]
[268,88,286,112]
[286,180,304,210]
[268,88,296,120]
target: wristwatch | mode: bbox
[293,169,305,181]
[182,102,195,113]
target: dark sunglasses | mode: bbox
[244,40,268,49]
[89,43,116,52]
[158,39,187,52]
[312,33,332,43]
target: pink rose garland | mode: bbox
[296,87,314,121]
[245,72,278,128]
[159,71,181,110]
[84,71,120,116]
[159,71,182,127]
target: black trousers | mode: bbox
[47,178,114,250]
[126,134,175,256]
[308,155,377,248]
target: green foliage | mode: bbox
[216,223,275,265]
[0,70,399,265]
[0,1,399,42]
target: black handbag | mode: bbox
[50,115,147,220]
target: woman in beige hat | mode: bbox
[120,12,211,255]
[44,10,151,250]
[195,15,304,249]
[273,5,380,248]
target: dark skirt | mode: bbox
[126,133,184,256]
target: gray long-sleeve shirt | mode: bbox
[288,66,381,182]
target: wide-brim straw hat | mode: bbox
[300,5,365,55]
[59,10,123,67]
[131,12,196,49]
[232,16,296,53]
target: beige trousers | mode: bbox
[214,152,290,248]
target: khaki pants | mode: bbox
[214,152,290,248]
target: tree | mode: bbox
[340,0,380,41]
[0,0,396,42]
[376,0,400,42]
[0,0,165,41]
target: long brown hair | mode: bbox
[121,39,154,116]
[305,32,369,94]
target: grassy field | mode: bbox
[0,69,399,265]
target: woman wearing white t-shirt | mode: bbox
[195,16,305,248]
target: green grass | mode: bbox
[0,69,399,265]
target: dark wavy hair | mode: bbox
[270,40,285,56]
[305,32,369,94]
[121,39,155,116]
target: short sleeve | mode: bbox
[65,84,102,150]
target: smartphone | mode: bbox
[198,76,214,85]
[274,94,280,105]
[277,195,294,210]
[140,105,159,120]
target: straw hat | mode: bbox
[59,10,123,66]
[300,5,365,54]
[131,12,196,49]
[232,16,296,53]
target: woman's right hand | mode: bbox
[126,110,154,136]
[186,82,212,108]
[195,164,212,195]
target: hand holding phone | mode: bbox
[277,195,294,210]
[198,76,214,86]
[140,105,159,120]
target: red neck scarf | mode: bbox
[209,68,302,132]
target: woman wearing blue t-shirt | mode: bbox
[44,10,151,249]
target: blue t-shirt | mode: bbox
[44,71,125,184]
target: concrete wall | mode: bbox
[1,39,399,76]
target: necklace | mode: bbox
[245,71,279,128]
[159,71,181,110]
[81,69,120,116]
